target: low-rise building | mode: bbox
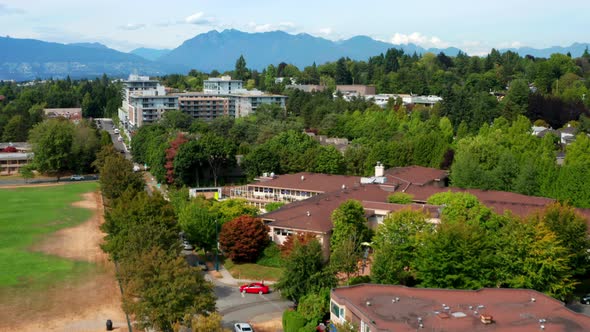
[0,152,33,175]
[44,108,82,121]
[204,76,243,95]
[331,284,590,331]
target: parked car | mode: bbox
[581,294,590,304]
[114,128,119,134]
[240,282,269,294]
[117,136,123,142]
[70,175,84,181]
[234,322,253,332]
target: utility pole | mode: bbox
[215,219,219,271]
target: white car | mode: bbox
[234,323,253,332]
[114,128,119,134]
[70,175,84,181]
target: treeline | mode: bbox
[371,193,590,301]
[0,75,121,141]
[95,146,219,332]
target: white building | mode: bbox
[203,76,244,95]
[118,75,179,128]
[234,90,287,118]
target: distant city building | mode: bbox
[43,108,82,121]
[121,75,287,127]
[118,74,179,129]
[203,76,243,95]
[286,84,326,93]
[336,84,376,96]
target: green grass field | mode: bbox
[224,260,284,282]
[0,182,99,289]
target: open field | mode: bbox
[0,182,128,331]
[0,182,98,288]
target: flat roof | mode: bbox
[332,284,590,331]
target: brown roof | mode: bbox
[332,284,590,332]
[262,186,441,233]
[252,172,363,193]
[405,186,555,218]
[384,166,448,186]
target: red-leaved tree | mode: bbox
[280,233,316,258]
[165,133,188,184]
[219,215,269,263]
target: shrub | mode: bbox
[348,275,371,285]
[387,192,414,204]
[257,242,283,267]
[282,309,307,332]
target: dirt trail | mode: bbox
[0,191,129,332]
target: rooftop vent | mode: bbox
[366,301,371,306]
[531,297,536,302]
[480,314,493,325]
[452,312,467,318]
[342,184,347,190]
[301,175,305,181]
[306,211,311,217]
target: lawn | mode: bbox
[0,182,99,289]
[224,260,284,282]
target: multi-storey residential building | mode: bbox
[118,74,179,129]
[177,76,287,121]
[177,94,232,120]
[234,90,287,118]
[203,76,243,95]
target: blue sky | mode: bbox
[1,0,588,55]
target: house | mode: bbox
[286,84,326,93]
[43,108,82,121]
[557,126,577,145]
[330,284,590,331]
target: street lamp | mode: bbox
[215,219,219,271]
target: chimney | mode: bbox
[375,162,384,177]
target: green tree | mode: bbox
[120,247,215,332]
[414,221,495,289]
[330,200,371,253]
[161,110,193,130]
[200,133,237,186]
[97,151,144,201]
[19,164,35,183]
[276,239,336,302]
[371,210,434,285]
[234,55,249,81]
[310,145,346,174]
[28,119,75,181]
[2,114,28,141]
[495,218,576,301]
[265,202,285,212]
[189,312,228,332]
[427,192,493,228]
[178,203,217,252]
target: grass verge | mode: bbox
[224,260,284,282]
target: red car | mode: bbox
[240,282,270,294]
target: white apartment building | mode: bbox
[118,75,178,128]
[234,90,287,118]
[203,76,244,95]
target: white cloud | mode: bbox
[0,3,24,15]
[317,27,333,36]
[246,21,298,33]
[119,23,145,31]
[185,12,214,25]
[390,32,450,49]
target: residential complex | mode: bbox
[118,74,287,128]
[227,164,565,257]
[330,284,590,331]
[118,74,178,129]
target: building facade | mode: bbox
[203,76,244,95]
[118,74,179,129]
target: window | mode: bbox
[361,321,371,332]
[331,301,344,318]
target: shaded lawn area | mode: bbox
[0,182,99,289]
[224,259,284,282]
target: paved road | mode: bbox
[98,119,131,161]
[211,277,292,328]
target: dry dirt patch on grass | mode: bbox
[0,191,129,332]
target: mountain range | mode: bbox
[1,29,588,81]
